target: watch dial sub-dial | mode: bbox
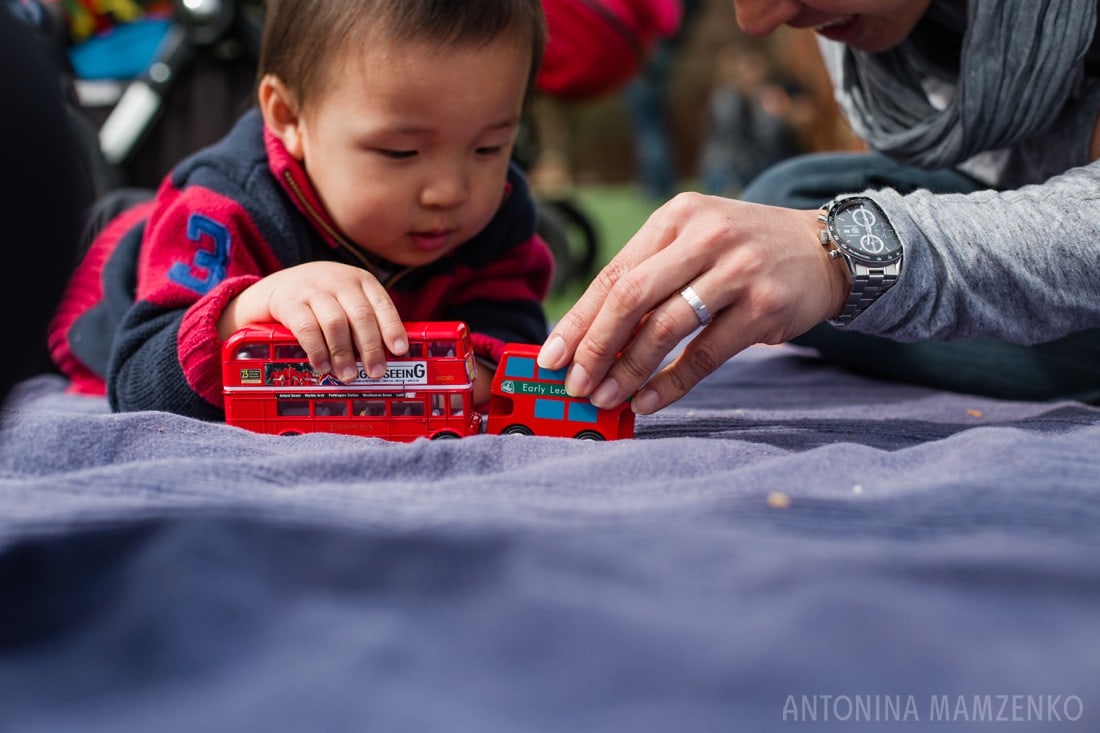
[833,200,901,261]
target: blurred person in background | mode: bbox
[621,0,702,201]
[527,0,683,193]
[697,43,802,196]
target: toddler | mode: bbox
[49,0,552,419]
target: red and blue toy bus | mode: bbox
[484,343,635,440]
[223,323,634,441]
[222,322,481,441]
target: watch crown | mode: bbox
[819,230,830,245]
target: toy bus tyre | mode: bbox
[502,424,534,436]
[431,431,461,440]
[279,431,302,437]
[574,430,605,441]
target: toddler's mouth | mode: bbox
[410,229,455,253]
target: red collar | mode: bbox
[264,126,346,251]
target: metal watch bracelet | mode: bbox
[834,265,898,326]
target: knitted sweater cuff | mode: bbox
[178,274,261,407]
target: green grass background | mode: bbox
[542,184,662,322]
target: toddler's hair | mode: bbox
[258,0,546,110]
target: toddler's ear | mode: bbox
[258,74,305,159]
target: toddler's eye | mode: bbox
[475,146,505,156]
[378,149,417,159]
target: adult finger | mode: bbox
[538,196,692,372]
[584,276,729,408]
[561,198,739,397]
[630,306,757,414]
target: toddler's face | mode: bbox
[287,34,529,267]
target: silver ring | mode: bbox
[679,285,713,326]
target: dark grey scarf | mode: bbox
[821,0,1098,168]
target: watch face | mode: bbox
[829,198,902,263]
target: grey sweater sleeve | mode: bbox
[848,161,1100,344]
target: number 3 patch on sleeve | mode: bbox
[168,213,231,295]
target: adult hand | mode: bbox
[218,261,407,382]
[537,192,849,414]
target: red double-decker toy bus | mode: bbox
[222,323,635,442]
[485,343,635,440]
[222,322,481,441]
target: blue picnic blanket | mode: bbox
[1,344,1097,732]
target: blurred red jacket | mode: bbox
[538,0,682,99]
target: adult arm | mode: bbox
[538,161,1100,414]
[858,161,1100,343]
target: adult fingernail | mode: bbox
[392,337,407,355]
[538,335,565,368]
[590,377,620,408]
[632,389,659,415]
[340,366,360,382]
[564,363,590,396]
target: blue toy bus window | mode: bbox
[538,365,567,382]
[504,356,536,379]
[567,401,598,424]
[534,398,566,421]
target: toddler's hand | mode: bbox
[219,261,407,381]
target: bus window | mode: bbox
[567,401,598,423]
[277,400,310,417]
[392,399,425,417]
[428,340,456,357]
[540,366,567,381]
[450,393,465,416]
[274,344,308,360]
[315,400,348,417]
[431,394,445,416]
[353,399,386,416]
[405,343,423,358]
[533,399,562,420]
[235,344,269,360]
[503,356,536,379]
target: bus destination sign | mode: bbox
[499,379,568,398]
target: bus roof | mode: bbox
[225,322,472,352]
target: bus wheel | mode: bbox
[432,431,460,440]
[574,430,605,441]
[503,424,534,436]
[279,431,302,437]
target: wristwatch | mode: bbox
[818,196,903,326]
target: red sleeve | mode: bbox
[137,184,282,307]
[130,184,283,404]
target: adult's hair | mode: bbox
[258,0,546,110]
